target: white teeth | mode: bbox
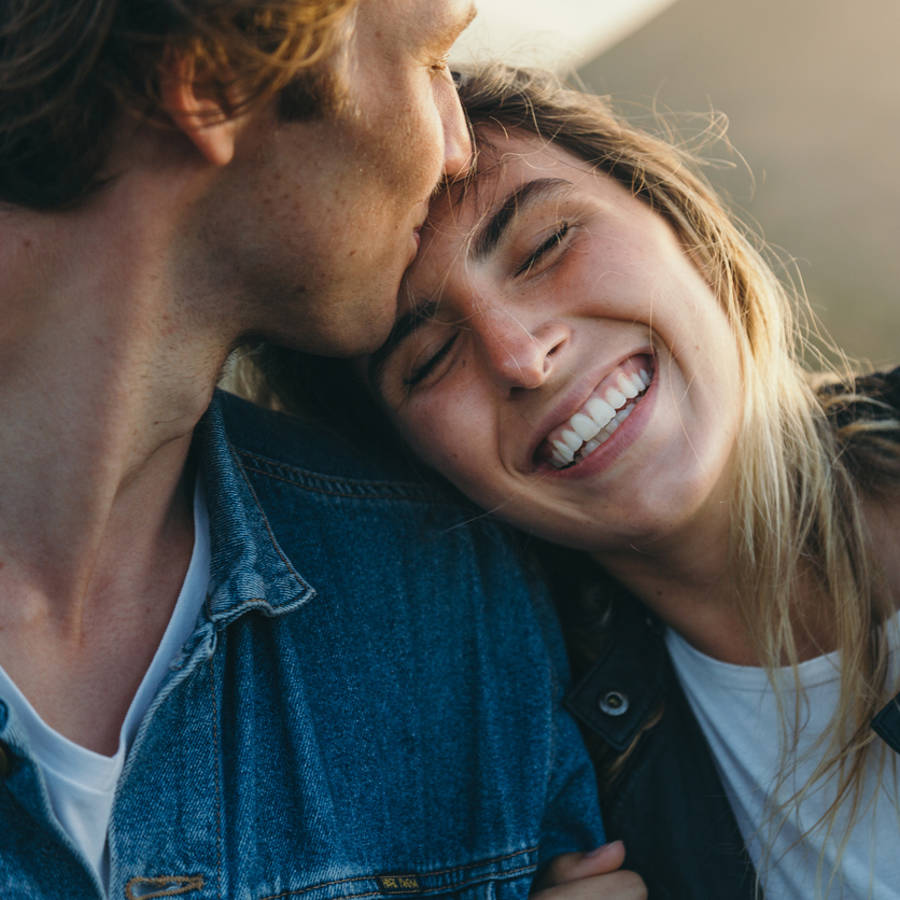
[585,397,615,428]
[560,429,582,451]
[605,387,627,410]
[552,439,575,462]
[570,413,600,441]
[617,373,639,399]
[545,362,655,469]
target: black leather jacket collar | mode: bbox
[565,599,759,899]
[565,597,900,900]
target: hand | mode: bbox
[531,842,647,900]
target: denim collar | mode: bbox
[194,392,316,629]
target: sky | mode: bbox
[450,0,678,71]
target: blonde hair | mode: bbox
[452,62,900,884]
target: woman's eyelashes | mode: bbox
[396,215,577,393]
[513,221,571,277]
[404,332,460,387]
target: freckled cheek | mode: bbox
[416,405,483,476]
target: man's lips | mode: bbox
[531,353,655,469]
[406,226,423,266]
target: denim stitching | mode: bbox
[235,448,428,493]
[240,464,445,505]
[259,864,536,900]
[234,450,454,505]
[124,874,204,899]
[207,658,224,900]
[257,847,538,900]
[229,444,314,596]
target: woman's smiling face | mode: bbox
[367,131,744,557]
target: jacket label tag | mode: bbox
[377,875,421,892]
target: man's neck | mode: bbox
[0,181,230,751]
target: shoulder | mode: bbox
[215,389,557,632]
[217,388,431,486]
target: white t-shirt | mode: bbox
[667,617,900,899]
[0,479,210,894]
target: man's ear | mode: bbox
[159,52,241,167]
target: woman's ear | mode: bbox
[159,51,241,167]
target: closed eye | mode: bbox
[514,223,571,277]
[404,332,460,387]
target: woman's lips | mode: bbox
[535,354,655,468]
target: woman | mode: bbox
[254,65,900,898]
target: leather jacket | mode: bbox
[560,367,900,900]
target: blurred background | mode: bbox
[451,0,899,367]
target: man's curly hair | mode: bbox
[0,0,356,209]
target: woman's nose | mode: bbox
[474,308,570,391]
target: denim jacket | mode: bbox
[0,391,603,899]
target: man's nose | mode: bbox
[437,74,472,177]
[473,308,570,391]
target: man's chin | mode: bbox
[270,309,396,360]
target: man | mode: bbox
[0,2,644,898]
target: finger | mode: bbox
[573,841,626,877]
[538,842,626,887]
[533,871,647,900]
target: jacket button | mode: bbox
[0,743,11,778]
[598,690,629,717]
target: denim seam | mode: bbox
[207,657,224,900]
[257,847,538,900]
[239,464,443,505]
[124,874,204,899]
[234,450,449,504]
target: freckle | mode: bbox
[23,239,31,248]
[348,249,357,257]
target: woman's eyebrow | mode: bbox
[367,298,440,389]
[367,178,573,391]
[472,177,573,260]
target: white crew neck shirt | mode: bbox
[667,616,900,899]
[0,479,210,894]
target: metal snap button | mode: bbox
[598,690,629,717]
